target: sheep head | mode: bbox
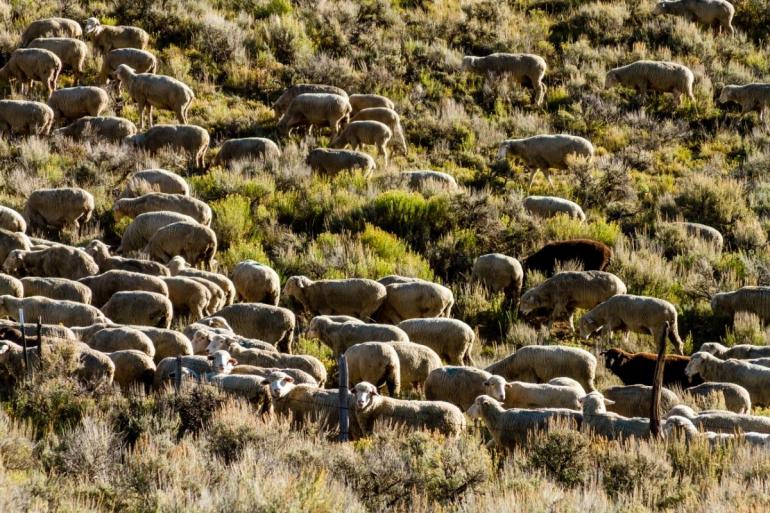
[2,250,25,276]
[467,395,500,419]
[605,70,619,88]
[578,313,602,339]
[262,371,295,398]
[518,288,545,315]
[352,381,379,410]
[579,392,613,414]
[207,349,236,374]
[167,256,187,275]
[84,17,101,33]
[684,352,707,383]
[282,275,310,309]
[460,56,477,71]
[482,376,507,402]
[718,86,737,105]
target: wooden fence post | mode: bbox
[19,309,29,378]
[174,355,183,393]
[650,321,670,437]
[36,317,42,374]
[338,355,350,442]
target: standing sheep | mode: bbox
[699,342,770,360]
[711,286,770,324]
[143,221,217,268]
[664,221,724,252]
[47,86,109,122]
[685,352,770,407]
[349,94,395,113]
[330,120,392,166]
[375,280,454,324]
[27,38,89,83]
[210,342,326,385]
[462,53,548,105]
[85,240,169,276]
[401,171,458,192]
[115,65,194,128]
[306,148,376,177]
[126,124,209,168]
[107,349,156,392]
[118,211,196,254]
[388,341,442,392]
[277,93,352,136]
[55,116,137,141]
[20,276,92,304]
[99,48,157,87]
[0,273,23,298]
[471,253,524,301]
[0,229,29,265]
[349,107,407,155]
[498,134,594,187]
[214,137,281,168]
[0,295,108,326]
[231,260,280,305]
[114,193,211,225]
[483,375,586,410]
[523,195,586,221]
[84,18,150,55]
[666,404,770,435]
[654,0,735,35]
[523,239,612,276]
[0,206,26,233]
[21,18,82,47]
[100,291,173,328]
[719,84,770,121]
[263,371,349,431]
[344,342,401,396]
[282,276,387,319]
[24,187,94,234]
[602,384,680,418]
[168,256,235,305]
[424,366,493,411]
[160,276,212,321]
[120,169,189,198]
[685,382,752,414]
[0,100,54,137]
[397,318,475,366]
[605,60,695,104]
[601,348,697,388]
[0,48,61,97]
[4,246,98,280]
[88,327,155,357]
[209,303,295,353]
[78,269,169,307]
[580,392,652,441]
[305,315,408,356]
[272,83,348,117]
[485,345,597,392]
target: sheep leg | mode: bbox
[381,145,389,167]
[176,105,186,124]
[528,169,539,189]
[147,105,154,127]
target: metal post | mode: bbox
[174,355,182,393]
[650,321,669,438]
[338,355,350,442]
[36,317,42,374]
[19,309,29,377]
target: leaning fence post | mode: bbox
[650,321,669,438]
[19,309,29,377]
[174,355,183,393]
[338,354,350,442]
[36,317,43,374]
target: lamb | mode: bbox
[0,100,54,137]
[523,195,586,221]
[306,315,408,356]
[349,107,407,154]
[605,60,695,104]
[519,271,627,333]
[214,137,281,168]
[143,221,217,268]
[126,124,209,168]
[24,187,94,234]
[462,53,547,105]
[99,48,157,87]
[352,381,466,436]
[468,395,582,448]
[485,345,597,392]
[330,120,392,166]
[654,0,735,36]
[210,341,326,385]
[272,83,348,117]
[579,294,684,354]
[665,221,724,251]
[711,287,770,324]
[262,371,350,432]
[602,384,680,418]
[168,256,235,305]
[84,18,150,55]
[87,327,155,357]
[116,65,194,129]
[282,276,387,319]
[0,294,108,326]
[4,246,99,280]
[231,260,280,305]
[78,270,169,307]
[601,348,697,388]
[114,193,211,226]
[0,206,26,233]
[106,349,156,392]
[685,382,752,414]
[401,171,458,192]
[47,86,109,122]
[0,273,22,298]
[84,240,169,276]
[349,94,395,113]
[375,280,454,324]
[306,148,376,177]
[498,134,594,187]
[699,342,770,360]
[397,318,475,366]
[55,116,137,141]
[209,303,296,353]
[118,211,196,254]
[666,404,770,434]
[344,342,401,396]
[388,341,442,392]
[277,93,352,136]
[20,277,92,304]
[580,392,651,440]
[21,18,83,47]
[0,340,113,388]
[120,169,189,198]
[685,352,770,407]
[523,239,612,276]
[0,48,61,97]
[483,375,586,410]
[424,366,492,411]
[160,276,212,321]
[719,83,770,121]
[27,38,89,82]
[471,253,524,300]
[100,291,173,328]
[0,230,31,265]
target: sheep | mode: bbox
[397,318,475,366]
[160,276,211,321]
[0,273,23,298]
[523,239,612,276]
[349,93,395,113]
[375,280,454,324]
[47,86,109,122]
[106,349,156,391]
[483,375,586,410]
[183,316,233,342]
[685,382,752,414]
[78,270,168,307]
[168,256,235,305]
[352,381,466,436]
[424,366,492,411]
[154,355,214,389]
[277,93,352,136]
[400,171,458,192]
[0,229,30,263]
[186,276,225,314]
[127,326,193,363]
[114,193,211,226]
[579,294,684,354]
[84,240,169,276]
[718,83,770,121]
[0,294,108,326]
[0,48,61,97]
[20,277,92,304]
[580,391,651,440]
[126,124,209,168]
[602,384,680,418]
[468,395,582,448]
[711,287,770,324]
[519,271,627,333]
[377,275,420,286]
[116,63,193,127]
[685,352,770,407]
[471,253,524,301]
[388,341,442,392]
[666,404,770,434]
[523,195,586,221]
[231,365,317,386]
[330,120,392,166]
[24,187,94,234]
[349,107,407,155]
[55,116,137,142]
[100,291,173,328]
[27,38,89,82]
[0,100,54,137]
[214,137,281,168]
[21,18,82,47]
[4,246,99,280]
[344,342,401,396]
[209,303,296,353]
[462,53,547,105]
[272,83,348,117]
[486,345,597,392]
[120,169,189,198]
[231,260,279,305]
[210,341,326,385]
[654,0,735,36]
[601,348,697,388]
[605,60,695,104]
[208,373,272,413]
[118,211,196,254]
[195,329,277,355]
[282,275,387,319]
[499,134,594,187]
[99,48,157,87]
[262,371,350,431]
[88,327,155,357]
[0,206,26,233]
[306,315,408,356]
[699,342,770,360]
[665,221,724,251]
[663,415,770,448]
[84,18,149,55]
[306,148,376,177]
[143,221,217,268]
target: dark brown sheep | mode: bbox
[602,348,701,388]
[523,239,612,276]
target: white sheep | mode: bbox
[0,206,26,233]
[719,84,770,122]
[485,345,597,392]
[711,287,770,324]
[116,65,194,128]
[349,93,395,113]
[349,107,407,155]
[664,221,724,252]
[602,384,680,418]
[277,93,352,136]
[4,246,98,280]
[272,84,348,117]
[99,48,157,87]
[523,195,586,221]
[388,341,442,392]
[306,315,408,356]
[160,276,211,321]
[84,240,169,276]
[685,382,752,414]
[699,342,770,360]
[654,0,735,36]
[462,53,547,105]
[153,354,215,389]
[0,294,108,326]
[344,342,401,396]
[663,415,770,448]
[0,340,113,388]
[262,371,350,431]
[483,375,585,410]
[580,391,651,440]
[55,116,137,142]
[207,340,326,385]
[214,137,281,168]
[27,38,89,83]
[77,269,168,307]
[605,60,695,104]
[397,318,475,366]
[330,120,392,166]
[87,327,156,357]
[231,260,280,305]
[666,404,770,434]
[114,193,211,226]
[498,134,594,188]
[120,169,189,198]
[143,221,217,268]
[126,124,209,168]
[0,48,61,97]
[47,86,109,122]
[133,326,193,363]
[685,352,770,407]
[0,100,54,137]
[106,349,156,391]
[168,256,235,305]
[118,211,196,254]
[471,253,524,299]
[0,273,23,298]
[376,279,454,324]
[24,187,94,234]
[20,276,92,304]
[282,276,387,319]
[0,230,30,266]
[85,18,149,55]
[306,148,376,177]
[100,291,173,328]
[209,303,296,353]
[400,171,458,192]
[424,366,492,411]
[21,18,82,47]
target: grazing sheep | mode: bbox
[160,275,212,321]
[499,135,594,187]
[114,193,211,226]
[667,404,770,434]
[214,137,281,167]
[424,366,492,411]
[107,349,156,391]
[4,246,98,280]
[85,241,169,276]
[0,340,113,388]
[231,365,317,386]
[168,256,234,305]
[210,303,296,353]
[685,352,770,407]
[100,291,173,328]
[523,195,586,221]
[654,0,735,35]
[462,53,547,105]
[27,38,89,82]
[126,124,209,168]
[0,273,23,298]
[0,294,108,326]
[99,48,157,86]
[601,348,697,388]
[349,107,407,154]
[84,18,149,55]
[0,100,54,136]
[330,120,392,166]
[605,60,695,104]
[47,86,109,122]
[118,211,196,254]
[55,116,137,141]
[196,329,277,356]
[699,342,770,360]
[282,276,387,319]
[685,382,752,414]
[397,318,475,366]
[1,320,75,341]
[116,64,194,128]
[306,148,376,177]
[0,48,61,97]
[483,375,586,410]
[306,315,408,356]
[375,280,454,324]
[208,373,272,413]
[349,93,395,113]
[277,93,352,136]
[0,229,30,264]
[486,345,597,392]
[711,287,770,324]
[24,187,94,234]
[20,277,92,304]
[471,253,524,300]
[377,275,420,286]
[143,221,217,268]
[580,295,684,354]
[211,341,326,385]
[663,415,770,447]
[719,83,770,121]
[344,342,401,396]
[183,316,234,344]
[231,260,280,305]
[401,171,458,192]
[468,395,582,448]
[78,270,168,307]
[352,381,466,436]
[120,169,189,198]
[519,271,627,333]
[602,384,680,417]
[388,341,442,392]
[523,239,612,276]
[263,371,350,432]
[0,206,26,233]
[21,18,82,47]
[665,221,724,251]
[88,327,155,357]
[581,392,651,440]
[272,83,348,117]
[154,355,214,389]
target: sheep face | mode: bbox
[460,56,477,72]
[467,395,498,419]
[497,142,510,160]
[305,316,326,339]
[580,392,612,414]
[263,371,295,398]
[353,381,379,410]
[519,289,545,315]
[2,250,24,275]
[719,87,737,104]
[698,342,727,357]
[202,333,230,355]
[663,415,698,439]
[483,376,507,402]
[601,349,627,371]
[579,314,602,339]
[282,275,308,306]
[85,240,110,260]
[84,18,100,33]
[208,350,236,374]
[167,256,186,274]
[684,353,706,382]
[605,70,619,88]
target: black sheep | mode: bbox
[524,239,612,276]
[602,348,701,388]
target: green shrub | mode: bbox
[528,428,590,487]
[211,194,254,249]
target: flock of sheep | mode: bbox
[2,0,770,450]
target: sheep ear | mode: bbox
[260,378,270,385]
[599,350,607,356]
[229,358,238,366]
[284,376,294,383]
[207,355,214,361]
[603,398,616,405]
[482,379,491,386]
[372,388,380,396]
